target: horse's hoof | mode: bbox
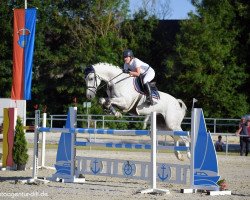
[178,155,184,161]
[175,152,184,161]
[99,98,105,105]
[104,100,111,108]
[115,112,122,118]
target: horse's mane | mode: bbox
[93,62,122,73]
[94,62,119,68]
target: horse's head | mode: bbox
[84,65,101,99]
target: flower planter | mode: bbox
[16,164,26,171]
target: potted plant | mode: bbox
[13,116,29,170]
[217,179,228,191]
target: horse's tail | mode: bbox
[177,99,187,118]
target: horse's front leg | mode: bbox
[99,97,127,117]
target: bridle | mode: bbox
[85,72,102,95]
[85,66,128,95]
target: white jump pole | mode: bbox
[29,110,49,183]
[19,110,49,183]
[32,110,40,180]
[34,112,54,170]
[190,108,197,193]
[140,111,169,194]
[70,107,77,180]
[41,113,47,168]
[24,0,27,9]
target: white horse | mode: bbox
[84,62,190,160]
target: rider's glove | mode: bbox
[123,69,130,74]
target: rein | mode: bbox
[98,72,124,91]
[108,72,124,83]
[113,76,131,85]
[86,71,128,93]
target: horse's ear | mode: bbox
[84,65,95,78]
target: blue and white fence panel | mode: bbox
[75,156,189,184]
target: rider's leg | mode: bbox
[144,82,153,105]
[143,68,155,106]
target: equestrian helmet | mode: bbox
[123,49,134,58]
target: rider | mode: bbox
[122,49,155,105]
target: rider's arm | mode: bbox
[129,66,141,77]
[124,64,129,71]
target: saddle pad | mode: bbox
[133,77,160,99]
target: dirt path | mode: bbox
[0,147,249,200]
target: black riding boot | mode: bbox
[144,82,153,105]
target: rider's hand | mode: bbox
[123,69,130,74]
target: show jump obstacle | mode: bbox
[28,107,231,195]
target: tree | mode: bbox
[13,116,29,170]
[138,0,172,19]
[166,0,249,117]
[121,9,158,66]
[0,2,14,98]
[234,0,250,103]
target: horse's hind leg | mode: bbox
[143,115,150,129]
[173,135,190,161]
[163,115,190,160]
[180,136,191,159]
[173,136,184,161]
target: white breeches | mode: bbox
[143,67,155,84]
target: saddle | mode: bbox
[134,76,160,100]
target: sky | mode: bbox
[129,0,196,19]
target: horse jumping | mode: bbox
[84,62,190,160]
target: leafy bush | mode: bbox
[13,116,29,165]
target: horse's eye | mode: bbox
[89,78,93,81]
